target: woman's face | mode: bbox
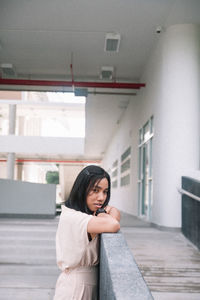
[86,177,109,212]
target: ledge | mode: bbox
[99,231,153,300]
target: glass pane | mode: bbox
[121,147,131,162]
[121,159,130,173]
[148,180,152,219]
[121,174,130,186]
[112,180,117,188]
[138,182,141,215]
[112,160,118,168]
[138,148,142,179]
[143,121,150,142]
[112,169,118,177]
[139,128,143,143]
[149,139,153,177]
[150,115,154,134]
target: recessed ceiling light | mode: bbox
[104,33,121,52]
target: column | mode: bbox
[154,24,200,227]
[7,104,17,179]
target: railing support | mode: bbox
[99,232,153,300]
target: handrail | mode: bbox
[178,188,200,202]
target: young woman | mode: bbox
[53,165,120,300]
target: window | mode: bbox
[111,160,118,188]
[120,146,131,186]
[138,116,153,219]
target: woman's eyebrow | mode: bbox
[94,185,100,189]
[94,185,108,190]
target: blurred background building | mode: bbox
[0,0,199,229]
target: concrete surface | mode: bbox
[0,213,200,300]
[120,212,200,300]
[100,232,153,300]
[0,218,59,300]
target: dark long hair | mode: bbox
[65,165,111,214]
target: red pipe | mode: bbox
[0,78,145,89]
[0,159,101,164]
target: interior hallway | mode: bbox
[0,214,200,300]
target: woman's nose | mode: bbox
[97,191,104,201]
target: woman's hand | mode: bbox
[105,205,120,222]
[88,212,120,234]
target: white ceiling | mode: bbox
[0,0,199,161]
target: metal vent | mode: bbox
[74,88,88,97]
[100,66,114,80]
[0,63,16,77]
[104,33,121,52]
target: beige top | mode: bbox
[56,205,99,271]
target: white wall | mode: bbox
[102,24,200,228]
[0,135,84,156]
[0,179,56,217]
[102,97,140,216]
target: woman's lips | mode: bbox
[94,204,102,209]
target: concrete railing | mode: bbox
[0,179,56,218]
[181,176,200,250]
[99,232,153,300]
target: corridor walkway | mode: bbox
[120,212,200,300]
[0,214,200,300]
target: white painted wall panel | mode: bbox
[0,135,84,155]
[0,179,56,217]
[103,24,200,228]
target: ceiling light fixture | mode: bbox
[100,66,114,80]
[104,33,121,52]
[0,63,17,77]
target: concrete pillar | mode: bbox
[7,153,15,179]
[8,104,16,134]
[154,24,200,227]
[7,104,17,179]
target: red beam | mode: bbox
[0,78,145,90]
[0,158,101,164]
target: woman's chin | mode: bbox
[88,207,96,213]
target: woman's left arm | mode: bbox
[105,206,120,222]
